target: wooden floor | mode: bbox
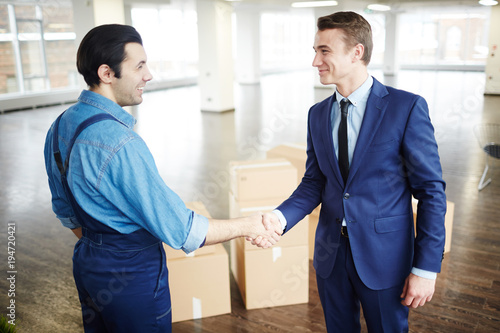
[0,70,499,332]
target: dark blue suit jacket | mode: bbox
[277,77,446,290]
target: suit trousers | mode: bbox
[316,235,409,333]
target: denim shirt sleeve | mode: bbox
[97,137,209,253]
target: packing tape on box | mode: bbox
[232,161,291,170]
[241,206,277,213]
[282,143,306,150]
[272,247,282,262]
[192,297,202,320]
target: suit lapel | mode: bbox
[319,94,345,186]
[347,78,389,186]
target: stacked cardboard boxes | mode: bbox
[267,143,455,259]
[412,198,455,254]
[267,143,319,259]
[232,237,309,310]
[164,202,231,323]
[229,158,309,309]
[308,205,320,260]
[266,143,307,186]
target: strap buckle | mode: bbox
[341,226,349,238]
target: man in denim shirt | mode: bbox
[44,24,281,333]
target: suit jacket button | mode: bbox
[344,193,350,199]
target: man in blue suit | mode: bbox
[257,11,446,332]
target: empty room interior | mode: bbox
[0,0,499,332]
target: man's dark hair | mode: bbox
[77,24,143,88]
[317,11,373,65]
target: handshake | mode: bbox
[244,212,282,249]
[204,212,283,248]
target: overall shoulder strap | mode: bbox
[53,112,118,176]
[52,111,66,175]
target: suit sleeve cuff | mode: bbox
[411,267,437,280]
[273,209,287,231]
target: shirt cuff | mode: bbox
[58,216,81,229]
[411,267,437,280]
[182,212,209,254]
[272,209,287,231]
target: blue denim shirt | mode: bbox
[44,90,209,253]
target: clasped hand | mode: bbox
[245,212,282,249]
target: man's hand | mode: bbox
[400,273,436,308]
[71,227,82,239]
[205,213,281,247]
[246,212,283,249]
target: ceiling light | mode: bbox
[291,1,338,8]
[478,0,498,5]
[367,4,391,11]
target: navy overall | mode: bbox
[53,113,172,332]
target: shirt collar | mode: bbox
[78,90,137,129]
[335,75,374,107]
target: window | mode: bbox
[131,0,199,82]
[398,6,490,67]
[365,13,385,66]
[43,3,78,89]
[0,4,17,94]
[260,10,385,72]
[260,10,315,72]
[0,1,77,96]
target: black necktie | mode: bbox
[338,99,350,185]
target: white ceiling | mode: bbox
[227,0,484,9]
[118,0,491,11]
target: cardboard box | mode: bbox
[163,243,215,260]
[229,192,309,250]
[229,158,297,201]
[232,241,309,310]
[444,201,455,253]
[228,194,284,220]
[185,201,211,217]
[167,244,231,322]
[233,218,309,251]
[164,201,215,259]
[412,199,454,254]
[308,205,321,260]
[266,143,307,185]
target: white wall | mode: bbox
[485,5,500,95]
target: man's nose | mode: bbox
[312,53,322,67]
[144,66,153,81]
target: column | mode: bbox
[235,5,261,84]
[72,0,125,45]
[93,0,125,26]
[71,0,125,89]
[196,0,235,112]
[383,11,399,77]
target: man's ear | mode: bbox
[352,43,365,63]
[97,64,114,84]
